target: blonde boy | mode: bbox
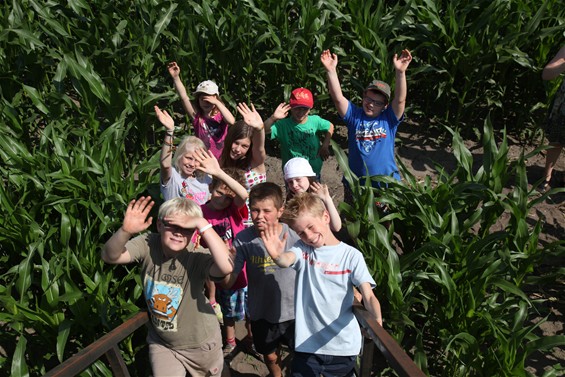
[262,192,382,376]
[101,196,232,376]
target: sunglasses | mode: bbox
[363,97,386,107]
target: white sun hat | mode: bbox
[193,80,219,95]
[284,157,316,180]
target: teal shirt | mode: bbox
[270,115,331,174]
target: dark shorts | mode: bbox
[250,319,295,355]
[291,352,357,377]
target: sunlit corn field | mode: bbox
[1,1,564,376]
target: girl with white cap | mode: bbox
[284,157,341,232]
[167,61,235,159]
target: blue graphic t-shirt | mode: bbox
[343,102,403,181]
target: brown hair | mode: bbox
[282,192,326,225]
[219,120,254,169]
[249,182,284,209]
[209,167,246,193]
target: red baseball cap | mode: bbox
[289,88,314,108]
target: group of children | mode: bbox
[102,48,412,376]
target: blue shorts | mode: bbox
[291,352,357,377]
[217,287,247,321]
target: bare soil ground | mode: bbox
[229,121,565,376]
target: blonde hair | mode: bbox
[282,192,325,225]
[158,197,203,219]
[173,136,206,175]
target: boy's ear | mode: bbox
[156,218,164,232]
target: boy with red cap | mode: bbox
[320,49,413,202]
[264,88,334,179]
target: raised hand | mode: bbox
[310,182,330,200]
[122,196,155,234]
[193,148,221,176]
[321,49,338,72]
[155,105,175,132]
[260,223,287,261]
[167,61,181,79]
[271,103,291,122]
[393,49,412,73]
[237,102,264,130]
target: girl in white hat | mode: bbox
[284,157,341,232]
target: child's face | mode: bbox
[209,184,235,210]
[250,198,284,232]
[362,91,387,118]
[198,95,217,114]
[158,218,194,253]
[179,150,198,177]
[286,176,310,194]
[229,137,251,161]
[291,210,331,248]
[290,107,310,124]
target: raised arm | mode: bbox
[102,196,155,264]
[310,182,341,232]
[263,103,291,134]
[321,49,349,118]
[193,148,248,208]
[260,223,296,267]
[168,62,196,120]
[358,282,383,326]
[542,45,565,81]
[237,102,266,169]
[163,214,233,277]
[206,96,236,125]
[155,105,175,185]
[391,49,412,120]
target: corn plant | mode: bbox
[335,117,565,376]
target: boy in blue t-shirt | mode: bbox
[264,87,334,179]
[320,48,413,202]
[262,192,382,376]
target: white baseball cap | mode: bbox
[193,80,219,95]
[284,157,316,180]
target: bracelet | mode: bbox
[166,130,174,136]
[199,223,213,234]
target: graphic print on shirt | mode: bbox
[145,276,182,332]
[288,129,318,160]
[181,181,208,205]
[301,251,351,275]
[355,120,387,153]
[250,254,279,274]
[211,217,232,247]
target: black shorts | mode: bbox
[250,319,295,355]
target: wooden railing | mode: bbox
[353,302,426,377]
[43,311,149,377]
[44,307,425,377]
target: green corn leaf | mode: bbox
[22,85,49,114]
[12,335,29,377]
[56,320,72,362]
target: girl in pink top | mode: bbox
[168,62,235,159]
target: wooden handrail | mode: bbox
[43,311,149,377]
[353,303,426,377]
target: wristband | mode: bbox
[166,130,174,136]
[199,223,213,234]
